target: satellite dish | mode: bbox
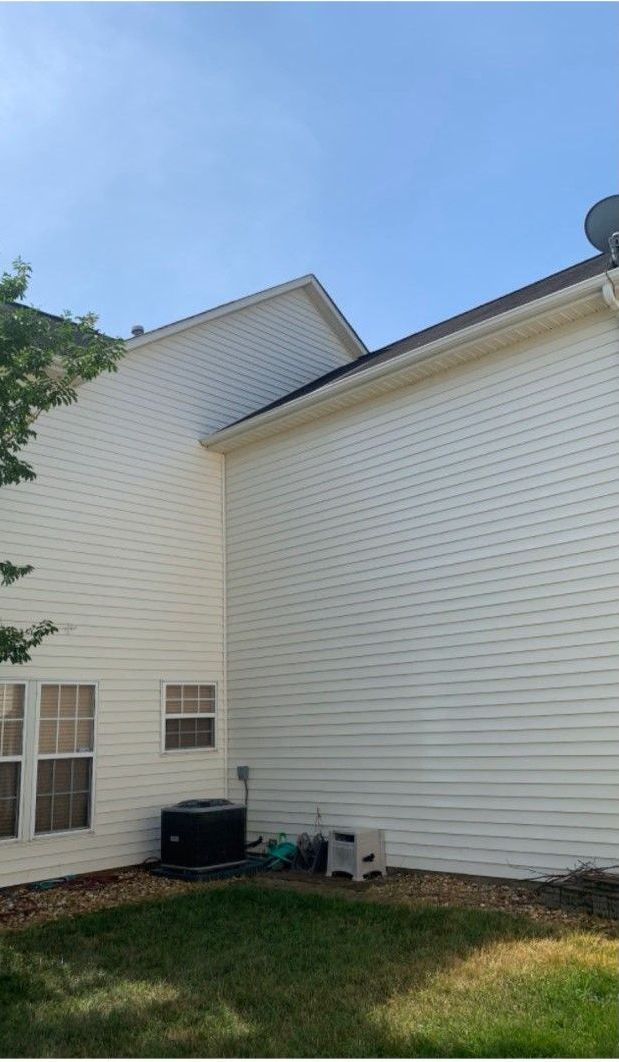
[584,195,619,254]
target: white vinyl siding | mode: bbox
[225,310,619,879]
[0,288,353,887]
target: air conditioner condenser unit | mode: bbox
[160,798,246,871]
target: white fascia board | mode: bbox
[204,267,618,453]
[124,275,366,359]
[302,276,368,358]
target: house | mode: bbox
[1,253,618,888]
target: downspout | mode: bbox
[220,451,229,798]
[602,274,619,314]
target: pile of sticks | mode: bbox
[534,862,619,919]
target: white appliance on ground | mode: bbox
[326,828,387,882]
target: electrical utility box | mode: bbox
[326,828,387,882]
[160,799,246,870]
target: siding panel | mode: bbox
[226,312,619,878]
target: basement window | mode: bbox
[35,684,96,834]
[0,682,25,839]
[163,683,216,751]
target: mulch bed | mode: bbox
[0,868,203,931]
[1,864,617,935]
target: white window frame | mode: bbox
[30,681,99,840]
[0,681,27,845]
[160,680,218,755]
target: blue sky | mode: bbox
[1,3,617,347]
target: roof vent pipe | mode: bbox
[131,325,145,337]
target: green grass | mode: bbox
[0,883,616,1057]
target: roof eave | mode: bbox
[124,274,366,359]
[204,266,619,454]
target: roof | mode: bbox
[225,252,611,430]
[125,273,367,359]
[4,302,116,345]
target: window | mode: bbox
[0,683,25,839]
[164,683,216,751]
[35,684,96,834]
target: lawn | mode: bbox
[0,883,616,1057]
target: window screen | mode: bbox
[0,683,25,839]
[35,684,95,834]
[164,684,216,750]
[35,758,92,833]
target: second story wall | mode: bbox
[224,306,619,879]
[0,283,354,887]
